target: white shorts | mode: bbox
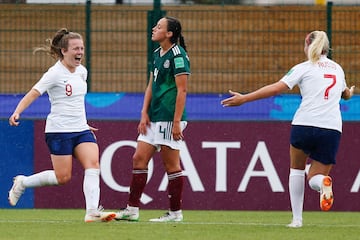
[137,121,187,151]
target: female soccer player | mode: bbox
[115,16,190,222]
[221,30,355,228]
[8,28,115,222]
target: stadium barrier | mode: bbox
[0,3,359,94]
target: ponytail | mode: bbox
[306,31,330,63]
[179,34,187,52]
[166,16,187,52]
[33,28,82,60]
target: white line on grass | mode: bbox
[0,220,359,228]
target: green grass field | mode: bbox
[0,209,359,240]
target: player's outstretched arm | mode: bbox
[221,81,288,107]
[9,89,40,126]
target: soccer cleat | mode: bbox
[8,175,26,206]
[286,219,302,228]
[114,205,139,221]
[84,206,116,223]
[149,211,183,222]
[84,212,116,223]
[320,176,334,211]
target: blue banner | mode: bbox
[1,93,359,121]
[0,120,34,208]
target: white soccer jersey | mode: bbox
[33,60,89,133]
[280,55,347,132]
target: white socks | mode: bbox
[21,168,100,213]
[289,168,305,222]
[22,170,58,188]
[83,168,100,213]
[308,174,324,192]
[289,170,326,222]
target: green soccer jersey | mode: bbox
[148,44,190,122]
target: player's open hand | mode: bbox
[342,85,355,100]
[138,113,150,135]
[172,121,184,141]
[221,90,246,107]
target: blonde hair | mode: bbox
[305,30,330,63]
[33,28,83,60]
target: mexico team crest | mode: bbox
[163,59,170,69]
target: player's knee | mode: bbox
[56,174,71,185]
[132,154,149,169]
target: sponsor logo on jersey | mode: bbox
[286,68,294,76]
[174,57,185,69]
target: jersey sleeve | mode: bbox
[173,53,190,76]
[32,69,57,95]
[279,62,307,90]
